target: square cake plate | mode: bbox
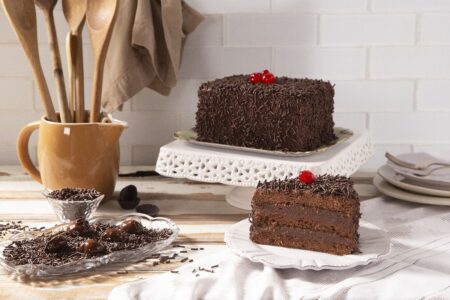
[156,130,372,210]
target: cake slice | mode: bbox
[250,171,360,255]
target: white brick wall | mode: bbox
[0,1,449,171]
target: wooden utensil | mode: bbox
[1,0,57,122]
[62,0,87,123]
[65,31,76,120]
[35,0,71,123]
[86,0,118,123]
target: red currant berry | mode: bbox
[298,170,315,185]
[262,73,275,84]
[249,73,263,84]
[262,69,270,75]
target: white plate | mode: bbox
[373,175,450,206]
[224,219,391,271]
[174,127,353,158]
[387,153,450,190]
[378,165,450,197]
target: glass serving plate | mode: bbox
[0,213,179,278]
[174,127,353,157]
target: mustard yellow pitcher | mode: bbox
[17,115,127,198]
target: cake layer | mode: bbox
[195,75,336,152]
[251,204,359,238]
[250,225,358,255]
[253,176,360,216]
[253,190,359,215]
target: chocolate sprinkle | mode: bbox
[3,221,173,266]
[47,188,102,201]
[257,174,358,199]
[195,74,336,152]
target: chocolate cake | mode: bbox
[250,172,360,255]
[195,74,336,152]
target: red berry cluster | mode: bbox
[249,69,276,84]
[298,170,315,185]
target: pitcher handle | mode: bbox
[17,122,42,183]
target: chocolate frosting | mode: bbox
[195,74,336,152]
[257,175,358,199]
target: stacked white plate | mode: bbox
[374,153,450,206]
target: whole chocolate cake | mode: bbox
[195,73,336,152]
[250,171,360,255]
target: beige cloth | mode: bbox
[102,0,203,112]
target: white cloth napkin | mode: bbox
[109,197,450,300]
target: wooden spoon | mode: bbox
[86,0,119,123]
[35,0,71,123]
[65,33,77,120]
[62,0,87,123]
[1,0,57,122]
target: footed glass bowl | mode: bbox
[43,190,104,223]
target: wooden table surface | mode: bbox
[0,166,380,300]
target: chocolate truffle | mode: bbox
[79,239,106,255]
[45,235,69,253]
[67,219,91,236]
[118,185,141,209]
[101,228,122,242]
[119,219,143,234]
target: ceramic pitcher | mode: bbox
[17,115,127,198]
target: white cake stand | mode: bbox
[156,130,373,210]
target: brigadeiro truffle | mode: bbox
[118,185,141,209]
[45,235,69,253]
[67,219,91,236]
[119,219,143,234]
[101,228,122,242]
[79,239,106,255]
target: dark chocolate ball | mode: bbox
[119,219,143,234]
[101,228,122,241]
[118,185,141,210]
[79,239,106,255]
[67,219,91,236]
[45,235,68,253]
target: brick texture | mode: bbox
[0,1,447,170]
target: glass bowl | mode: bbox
[43,189,104,223]
[0,213,179,278]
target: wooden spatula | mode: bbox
[35,0,71,123]
[62,0,87,123]
[86,0,119,123]
[1,0,57,122]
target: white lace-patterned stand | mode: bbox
[156,130,373,210]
